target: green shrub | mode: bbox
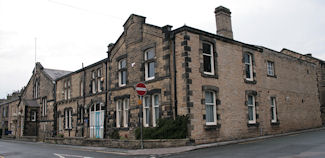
[108,129,120,139]
[135,115,189,139]
[57,134,64,138]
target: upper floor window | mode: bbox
[97,68,102,92]
[270,97,277,123]
[118,59,127,87]
[247,95,256,124]
[33,79,39,99]
[205,91,216,125]
[80,80,84,97]
[145,48,155,81]
[244,53,253,81]
[267,61,275,76]
[91,71,96,94]
[202,42,214,75]
[64,80,71,100]
[42,97,47,116]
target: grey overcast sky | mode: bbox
[0,0,324,99]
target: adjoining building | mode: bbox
[16,62,71,138]
[1,6,324,146]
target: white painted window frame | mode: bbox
[205,91,217,125]
[42,97,47,116]
[202,42,215,75]
[144,48,155,81]
[267,61,274,76]
[245,53,253,81]
[271,97,277,123]
[152,94,160,127]
[248,95,256,124]
[92,71,96,94]
[97,68,102,92]
[116,100,122,128]
[118,59,126,87]
[123,99,129,127]
[143,96,150,127]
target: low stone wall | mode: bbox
[44,137,190,149]
[18,136,38,142]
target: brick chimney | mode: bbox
[215,6,233,39]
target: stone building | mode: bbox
[0,101,9,136]
[280,49,325,124]
[102,6,323,143]
[0,91,21,136]
[2,6,324,146]
[17,62,70,138]
[55,59,107,138]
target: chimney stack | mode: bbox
[215,6,233,39]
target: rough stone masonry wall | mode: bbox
[175,30,322,144]
[107,16,173,139]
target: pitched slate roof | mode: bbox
[43,68,72,81]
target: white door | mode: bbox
[89,103,104,139]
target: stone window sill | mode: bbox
[271,121,280,126]
[204,124,221,130]
[267,74,277,78]
[201,73,218,79]
[244,79,257,84]
[247,122,259,127]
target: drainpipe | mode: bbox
[172,36,178,117]
[106,43,114,138]
[82,63,86,137]
[104,59,108,138]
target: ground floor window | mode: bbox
[247,95,256,124]
[65,109,72,129]
[143,96,150,127]
[205,91,216,125]
[271,97,277,123]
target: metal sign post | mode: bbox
[135,83,147,149]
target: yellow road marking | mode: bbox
[95,150,128,155]
[57,147,128,156]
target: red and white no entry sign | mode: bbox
[135,83,147,96]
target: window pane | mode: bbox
[154,95,159,106]
[271,107,275,120]
[155,107,159,121]
[244,54,251,64]
[203,55,212,73]
[121,71,126,84]
[120,59,126,69]
[146,109,150,124]
[148,62,155,78]
[205,91,213,104]
[206,105,214,122]
[248,95,253,105]
[203,43,211,55]
[248,106,254,121]
[245,64,251,79]
[146,49,155,60]
[144,97,150,107]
